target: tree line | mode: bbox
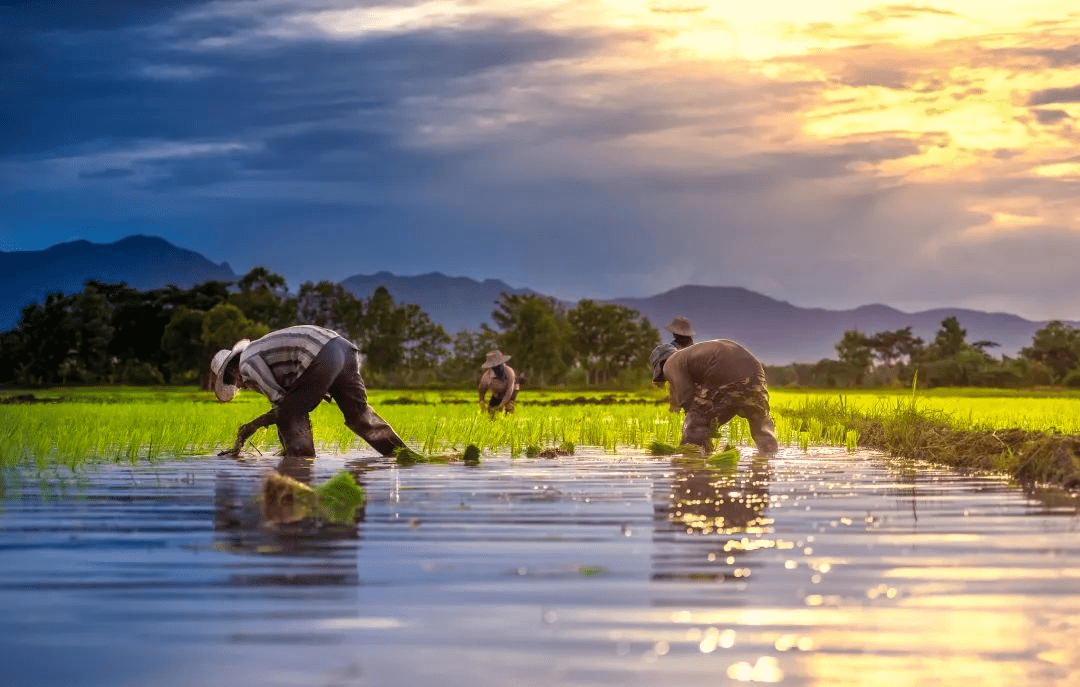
[766,316,1080,388]
[0,268,659,389]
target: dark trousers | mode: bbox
[276,337,406,457]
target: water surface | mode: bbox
[2,447,1078,686]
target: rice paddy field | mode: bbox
[4,386,1080,687]
[3,385,1080,473]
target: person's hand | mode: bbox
[219,421,258,456]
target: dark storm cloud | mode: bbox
[0,2,596,163]
[1032,108,1071,125]
[1028,84,1080,105]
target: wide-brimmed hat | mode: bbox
[210,339,250,402]
[481,349,512,369]
[664,317,695,337]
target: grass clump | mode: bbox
[781,395,1080,489]
[261,469,365,526]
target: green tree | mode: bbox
[360,286,406,372]
[231,267,296,329]
[442,326,501,384]
[399,303,451,372]
[931,316,967,358]
[836,329,872,385]
[869,326,924,367]
[491,293,573,386]
[15,292,77,385]
[160,307,208,383]
[65,283,116,382]
[1020,320,1080,383]
[296,280,365,341]
[567,299,659,385]
[201,304,268,387]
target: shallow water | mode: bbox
[1,447,1079,687]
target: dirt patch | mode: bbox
[0,393,64,405]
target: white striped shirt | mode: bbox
[237,325,354,403]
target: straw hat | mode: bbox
[481,350,512,369]
[210,339,250,402]
[664,317,695,337]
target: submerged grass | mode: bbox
[2,385,1079,488]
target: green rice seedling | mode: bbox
[4,386,1080,485]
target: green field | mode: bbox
[4,386,1080,478]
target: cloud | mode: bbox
[5,1,1080,321]
[1029,84,1080,105]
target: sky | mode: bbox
[3,1,1080,321]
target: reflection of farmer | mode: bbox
[210,325,408,458]
[668,455,773,535]
[651,337,779,454]
[478,350,519,418]
[664,316,696,350]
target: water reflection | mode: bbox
[213,455,364,568]
[653,454,779,583]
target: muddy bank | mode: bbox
[380,394,663,406]
[783,406,1080,489]
[0,393,64,404]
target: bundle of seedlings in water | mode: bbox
[650,441,709,457]
[260,469,366,527]
[394,443,482,466]
[524,441,575,458]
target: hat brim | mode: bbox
[665,324,695,336]
[481,354,512,369]
[212,349,243,402]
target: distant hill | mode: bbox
[341,271,540,334]
[0,235,237,330]
[2,235,1073,365]
[612,285,1074,365]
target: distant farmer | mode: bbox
[650,338,779,455]
[478,349,519,418]
[664,316,696,350]
[210,324,408,458]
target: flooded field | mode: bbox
[2,447,1079,687]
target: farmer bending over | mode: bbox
[211,325,408,457]
[478,349,519,418]
[650,337,779,455]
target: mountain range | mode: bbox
[2,235,1073,365]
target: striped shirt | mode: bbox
[237,325,355,404]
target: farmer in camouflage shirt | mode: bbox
[650,337,778,455]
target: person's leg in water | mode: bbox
[325,339,408,456]
[503,385,520,414]
[487,390,506,419]
[737,391,779,454]
[277,413,316,457]
[273,338,351,457]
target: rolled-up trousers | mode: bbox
[275,337,406,457]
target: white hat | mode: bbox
[481,349,512,369]
[664,317,695,337]
[210,339,250,402]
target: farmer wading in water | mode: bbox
[650,317,779,455]
[477,349,519,418]
[211,325,408,457]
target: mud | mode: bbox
[852,415,1080,489]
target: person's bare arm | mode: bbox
[478,370,491,407]
[218,408,278,456]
